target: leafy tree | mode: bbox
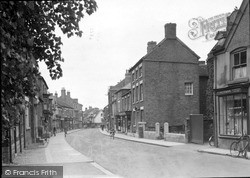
[1,1,97,134]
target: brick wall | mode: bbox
[205,58,214,120]
[130,24,200,131]
[144,61,199,127]
[199,76,208,115]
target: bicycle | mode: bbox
[208,135,214,146]
[230,134,249,159]
[110,129,115,139]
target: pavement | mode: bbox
[99,128,250,159]
[8,129,121,178]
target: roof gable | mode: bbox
[144,37,200,63]
[223,0,249,51]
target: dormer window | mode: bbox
[232,50,247,80]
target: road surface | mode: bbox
[66,128,250,178]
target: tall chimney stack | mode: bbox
[147,41,157,53]
[165,23,176,39]
[61,87,66,99]
[67,91,70,98]
[125,70,131,84]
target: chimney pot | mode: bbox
[165,23,176,39]
[147,41,157,53]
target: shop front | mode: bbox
[115,115,121,131]
[215,84,250,149]
[119,111,131,133]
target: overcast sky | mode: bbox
[39,0,242,110]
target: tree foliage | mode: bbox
[1,1,97,129]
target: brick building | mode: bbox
[107,71,131,130]
[2,76,53,163]
[208,0,250,149]
[82,106,101,127]
[52,88,83,131]
[129,23,200,133]
[114,82,132,132]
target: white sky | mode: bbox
[39,0,242,109]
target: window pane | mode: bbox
[185,83,193,95]
[226,95,234,135]
[240,51,246,64]
[219,96,227,135]
[234,53,240,65]
[233,66,246,79]
[234,95,242,136]
[242,66,247,77]
[219,94,248,136]
[136,86,138,101]
[141,84,143,100]
[137,86,140,101]
[242,95,247,135]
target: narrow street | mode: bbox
[66,129,250,178]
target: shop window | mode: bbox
[232,50,247,80]
[219,94,248,136]
[185,82,193,95]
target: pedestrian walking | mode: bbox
[64,127,67,137]
[53,127,56,136]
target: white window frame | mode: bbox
[185,82,193,95]
[232,49,247,80]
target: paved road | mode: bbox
[66,128,250,178]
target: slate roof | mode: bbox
[57,99,74,109]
